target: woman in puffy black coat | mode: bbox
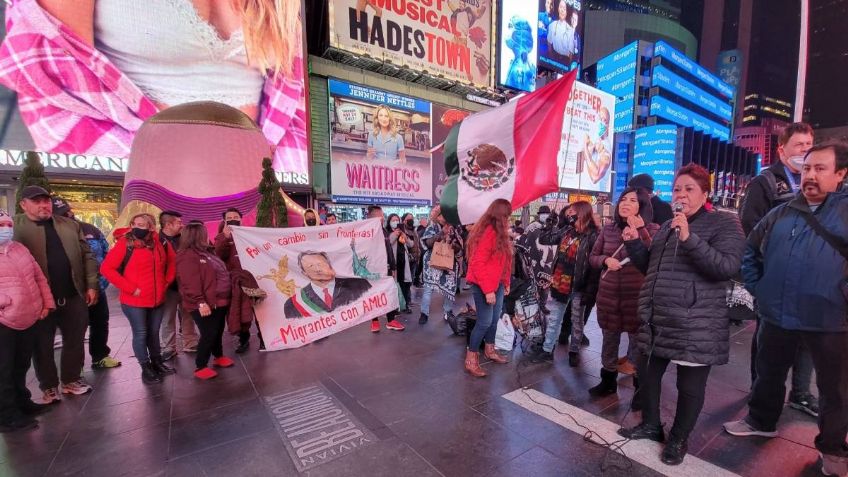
[617,164,745,466]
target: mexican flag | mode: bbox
[439,71,578,225]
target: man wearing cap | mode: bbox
[628,173,674,225]
[14,186,99,403]
[52,197,121,370]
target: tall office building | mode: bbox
[804,0,848,130]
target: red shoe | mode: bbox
[194,368,218,380]
[370,321,380,333]
[212,356,235,368]
[386,320,405,331]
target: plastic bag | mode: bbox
[495,313,516,351]
[396,281,406,311]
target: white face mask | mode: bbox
[0,227,12,243]
[390,221,400,229]
[788,155,805,171]
[539,213,549,222]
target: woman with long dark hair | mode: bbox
[617,164,744,465]
[101,213,176,384]
[588,187,659,399]
[536,201,599,366]
[387,213,414,313]
[464,199,514,377]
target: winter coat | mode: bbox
[742,192,848,332]
[466,226,512,294]
[227,270,258,335]
[0,241,55,330]
[590,222,660,333]
[626,208,745,366]
[214,232,242,272]
[739,162,797,236]
[80,221,110,291]
[651,196,674,226]
[541,224,599,303]
[101,231,176,308]
[176,248,228,312]
[13,214,99,297]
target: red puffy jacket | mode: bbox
[101,230,175,308]
[466,226,511,294]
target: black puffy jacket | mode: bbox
[625,208,745,365]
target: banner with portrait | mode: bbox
[557,82,615,194]
[231,219,399,350]
[328,0,493,88]
[329,79,433,205]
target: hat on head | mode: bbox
[0,209,11,224]
[52,197,71,217]
[538,205,551,215]
[20,185,51,200]
[628,173,655,192]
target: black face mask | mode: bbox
[226,220,241,226]
[305,219,317,226]
[565,215,577,227]
[132,227,150,239]
[405,219,414,228]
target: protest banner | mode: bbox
[231,219,399,350]
[328,0,492,88]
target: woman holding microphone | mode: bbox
[617,164,745,466]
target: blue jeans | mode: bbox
[420,284,453,318]
[121,304,165,365]
[542,293,585,353]
[469,284,504,351]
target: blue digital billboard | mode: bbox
[633,125,678,200]
[650,96,730,141]
[652,65,733,121]
[654,41,735,99]
[596,41,639,133]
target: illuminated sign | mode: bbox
[652,65,733,121]
[632,125,678,200]
[0,149,127,174]
[497,0,539,92]
[654,41,735,99]
[650,96,730,141]
[596,41,639,133]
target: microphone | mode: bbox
[672,202,684,235]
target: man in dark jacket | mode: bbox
[14,186,99,403]
[738,122,817,416]
[628,174,673,225]
[725,142,848,477]
[157,211,197,360]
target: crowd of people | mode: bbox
[0,123,846,475]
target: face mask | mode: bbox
[226,220,241,226]
[598,123,608,139]
[305,219,317,226]
[539,213,549,222]
[565,215,577,226]
[132,227,150,240]
[788,155,805,170]
[405,219,414,228]
[390,221,399,229]
[0,227,12,243]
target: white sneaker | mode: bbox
[42,387,62,404]
[61,379,92,395]
[723,419,778,438]
[822,453,848,476]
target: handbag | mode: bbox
[798,212,848,301]
[430,241,455,271]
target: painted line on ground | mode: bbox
[502,388,742,477]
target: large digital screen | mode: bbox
[596,41,639,133]
[633,125,678,200]
[498,1,539,92]
[0,0,310,186]
[652,65,733,121]
[328,79,433,205]
[557,82,616,193]
[538,0,583,74]
[654,41,735,99]
[650,96,730,141]
[329,0,493,88]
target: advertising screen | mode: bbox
[328,0,493,88]
[596,41,639,133]
[328,79,433,205]
[633,125,678,200]
[654,41,735,99]
[538,0,583,74]
[650,96,730,141]
[0,0,310,186]
[557,82,616,193]
[431,105,472,204]
[652,65,733,122]
[498,1,539,92]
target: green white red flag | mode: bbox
[439,71,578,225]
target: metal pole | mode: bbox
[794,0,809,122]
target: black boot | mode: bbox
[19,400,51,416]
[631,376,642,411]
[235,340,249,354]
[419,313,429,325]
[141,363,163,384]
[661,436,688,465]
[151,357,176,376]
[618,422,665,442]
[588,369,618,397]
